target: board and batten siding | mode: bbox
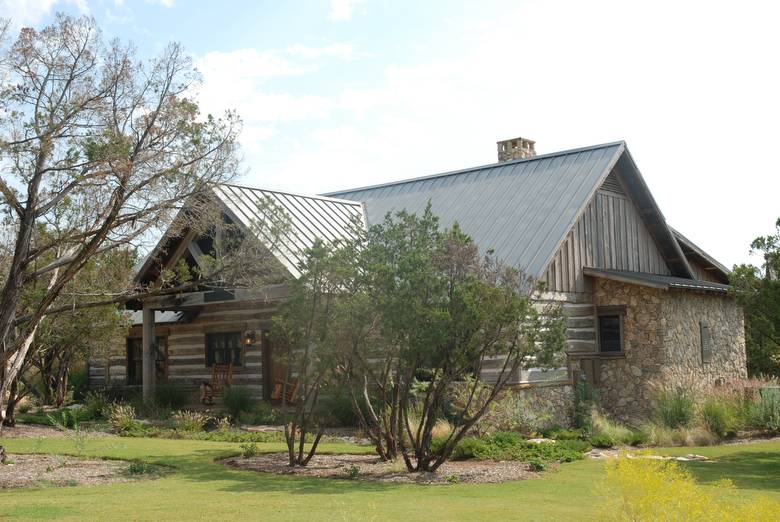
[543,172,671,294]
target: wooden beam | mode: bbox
[141,306,156,402]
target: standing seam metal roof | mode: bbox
[212,184,365,278]
[324,142,625,278]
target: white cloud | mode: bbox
[0,0,88,28]
[234,0,780,269]
[328,0,362,21]
[287,43,354,61]
[146,0,174,7]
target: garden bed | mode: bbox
[221,452,541,484]
[0,454,162,489]
[0,425,112,439]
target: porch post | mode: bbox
[142,305,156,402]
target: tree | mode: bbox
[730,217,780,376]
[0,15,240,429]
[30,249,133,408]
[270,240,348,466]
[345,206,566,471]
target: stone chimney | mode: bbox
[497,137,536,162]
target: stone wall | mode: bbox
[589,279,666,421]
[513,382,574,429]
[581,279,746,422]
[662,289,746,384]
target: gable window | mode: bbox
[127,337,167,385]
[597,306,625,353]
[206,332,242,367]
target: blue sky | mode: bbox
[2,0,779,268]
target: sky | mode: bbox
[1,0,778,268]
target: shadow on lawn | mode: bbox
[169,449,404,495]
[682,451,780,493]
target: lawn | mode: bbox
[0,435,779,521]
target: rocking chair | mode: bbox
[200,364,233,406]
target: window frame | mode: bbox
[205,331,243,368]
[596,305,626,354]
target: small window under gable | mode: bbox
[700,322,712,364]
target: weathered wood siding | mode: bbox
[88,300,280,400]
[687,258,725,283]
[543,170,671,293]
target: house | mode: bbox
[88,138,746,422]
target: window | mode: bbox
[206,332,242,367]
[700,322,712,364]
[127,337,167,385]
[597,306,624,353]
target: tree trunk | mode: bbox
[2,378,20,428]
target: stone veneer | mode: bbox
[582,279,746,422]
[514,383,574,429]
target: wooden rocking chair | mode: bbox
[200,364,233,406]
[270,377,299,405]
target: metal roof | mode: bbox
[670,227,730,277]
[583,267,731,293]
[324,142,625,278]
[212,184,366,278]
[129,310,183,325]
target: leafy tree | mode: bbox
[0,15,240,428]
[345,206,566,472]
[730,217,780,376]
[270,240,351,467]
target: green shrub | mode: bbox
[701,398,738,438]
[239,442,259,458]
[624,430,649,447]
[450,433,589,464]
[528,458,546,471]
[573,379,599,432]
[153,384,190,410]
[47,409,83,430]
[172,410,210,432]
[107,403,142,433]
[556,439,592,453]
[451,438,490,460]
[221,386,254,421]
[588,432,617,448]
[82,391,110,420]
[748,388,780,432]
[237,402,280,426]
[655,388,695,429]
[126,462,157,475]
[68,366,89,402]
[544,427,582,440]
[323,392,359,427]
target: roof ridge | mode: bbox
[321,140,627,197]
[217,182,363,206]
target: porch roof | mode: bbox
[583,267,731,293]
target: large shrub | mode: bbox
[221,386,254,421]
[748,388,780,432]
[654,388,695,429]
[153,384,190,410]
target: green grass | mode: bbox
[0,435,778,521]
